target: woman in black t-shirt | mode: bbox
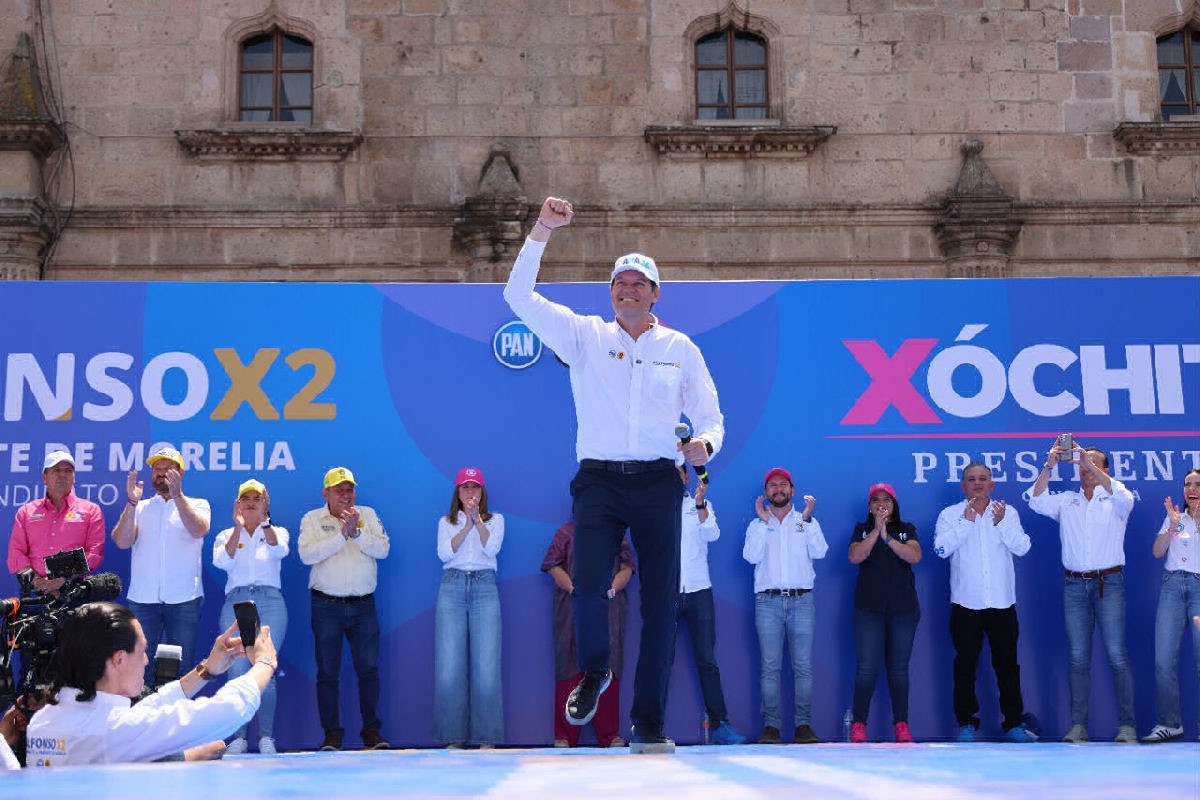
[846,482,922,743]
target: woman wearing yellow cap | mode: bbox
[213,478,290,755]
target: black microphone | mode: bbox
[674,423,710,484]
[153,643,183,689]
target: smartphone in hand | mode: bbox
[233,600,260,648]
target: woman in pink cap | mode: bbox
[433,467,505,748]
[846,482,922,743]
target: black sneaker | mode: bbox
[794,724,821,744]
[565,670,611,726]
[629,725,675,754]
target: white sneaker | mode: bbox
[226,737,248,755]
[1114,725,1137,743]
[258,737,277,755]
[1140,724,1183,743]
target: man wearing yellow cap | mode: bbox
[111,445,212,686]
[298,466,391,751]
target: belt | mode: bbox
[579,458,675,475]
[1064,566,1122,579]
[760,588,811,597]
[311,589,372,604]
[1064,565,1122,598]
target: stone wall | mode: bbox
[0,0,1196,282]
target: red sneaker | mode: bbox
[850,722,867,743]
[894,721,913,743]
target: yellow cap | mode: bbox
[146,446,184,470]
[323,467,357,489]
[237,478,266,498]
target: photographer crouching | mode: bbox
[25,601,277,766]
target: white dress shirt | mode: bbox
[1160,513,1200,574]
[934,499,1031,610]
[298,505,390,596]
[26,673,260,766]
[680,496,720,593]
[1028,479,1135,572]
[438,512,505,571]
[213,524,290,593]
[504,238,724,463]
[742,507,829,593]
[127,494,211,604]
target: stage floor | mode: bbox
[4,742,1197,799]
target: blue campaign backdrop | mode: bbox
[0,276,1197,748]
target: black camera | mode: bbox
[0,548,122,704]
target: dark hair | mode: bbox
[50,602,139,703]
[860,490,904,530]
[1084,447,1108,469]
[446,483,493,525]
[961,461,991,478]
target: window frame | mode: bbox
[238,29,314,125]
[694,29,769,121]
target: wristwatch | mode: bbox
[695,501,707,510]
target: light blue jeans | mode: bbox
[1063,571,1135,727]
[219,585,288,739]
[1153,570,1200,729]
[754,591,815,729]
[433,568,503,745]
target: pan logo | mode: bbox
[493,320,543,370]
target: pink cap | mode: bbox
[455,467,485,487]
[867,482,898,503]
[763,467,793,489]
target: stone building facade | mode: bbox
[0,0,1198,284]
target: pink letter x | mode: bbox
[840,339,941,425]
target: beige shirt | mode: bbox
[297,505,389,597]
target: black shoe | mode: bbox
[629,725,675,754]
[758,726,781,744]
[565,670,611,726]
[793,725,821,744]
[318,733,342,751]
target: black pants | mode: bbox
[950,603,1025,730]
[571,462,682,734]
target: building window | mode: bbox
[239,30,313,124]
[695,29,767,120]
[1158,26,1200,120]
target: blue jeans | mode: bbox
[310,592,381,737]
[128,596,202,688]
[1063,571,1135,727]
[674,588,730,724]
[571,463,682,734]
[754,591,816,729]
[433,568,504,745]
[852,606,919,724]
[1153,570,1200,729]
[220,585,288,739]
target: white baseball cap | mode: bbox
[43,450,74,470]
[611,252,659,284]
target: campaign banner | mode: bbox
[0,276,1196,748]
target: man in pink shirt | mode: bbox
[7,451,105,594]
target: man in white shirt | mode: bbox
[504,197,723,754]
[26,601,277,765]
[111,446,211,687]
[1029,440,1136,743]
[298,467,390,752]
[673,468,745,745]
[742,467,828,744]
[933,462,1037,743]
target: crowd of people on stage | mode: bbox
[2,195,1196,765]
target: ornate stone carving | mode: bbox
[1113,121,1200,155]
[934,140,1022,278]
[174,129,362,161]
[453,149,528,281]
[644,125,835,158]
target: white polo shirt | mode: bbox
[504,237,724,463]
[1028,479,1134,572]
[127,494,211,604]
[742,507,829,594]
[934,499,1031,610]
[213,524,290,593]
